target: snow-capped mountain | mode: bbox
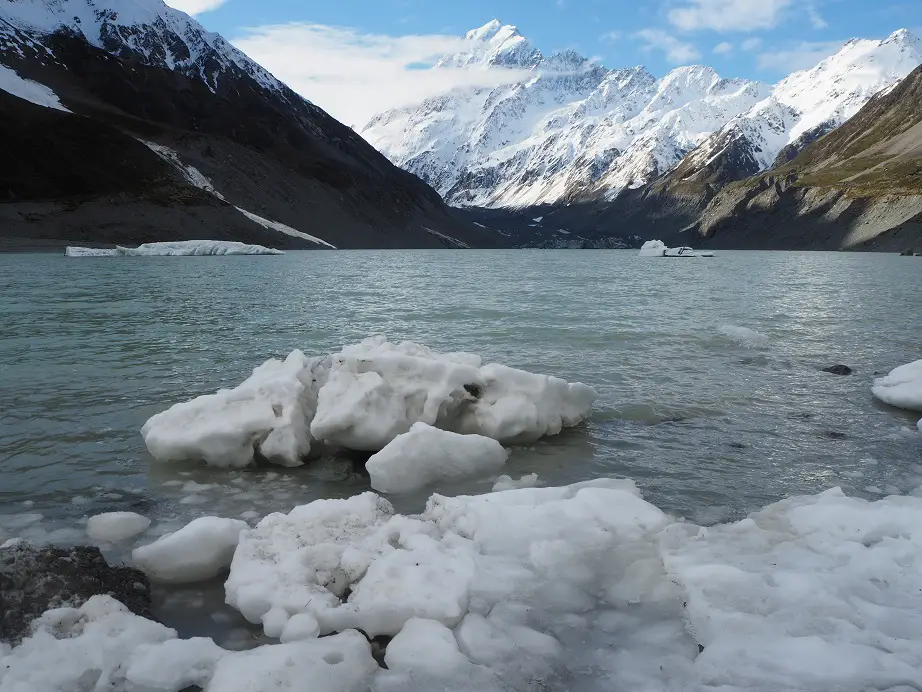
[0,0,283,94]
[361,22,922,209]
[0,0,494,249]
[679,28,922,181]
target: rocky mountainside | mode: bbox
[688,63,922,251]
[363,22,921,216]
[0,0,495,250]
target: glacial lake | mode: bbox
[1,248,921,649]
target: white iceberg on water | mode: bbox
[65,240,284,257]
[141,337,597,478]
[639,239,714,257]
[872,359,922,432]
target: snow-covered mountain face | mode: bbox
[0,0,285,95]
[362,22,922,209]
[682,29,922,176]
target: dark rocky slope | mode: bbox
[467,64,922,252]
[691,64,922,251]
[0,9,496,250]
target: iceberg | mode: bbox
[638,239,714,257]
[132,516,248,584]
[872,359,922,412]
[65,240,284,257]
[638,239,668,257]
[142,337,597,469]
[366,423,509,493]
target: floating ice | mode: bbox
[142,350,325,468]
[872,359,922,412]
[638,239,668,257]
[491,473,540,492]
[144,337,596,468]
[132,516,247,584]
[718,324,770,348]
[64,240,284,257]
[0,64,69,112]
[366,423,508,493]
[86,512,151,543]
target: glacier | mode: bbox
[362,22,922,209]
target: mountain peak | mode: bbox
[465,19,508,41]
[440,20,539,69]
[885,28,920,47]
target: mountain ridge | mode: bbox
[0,0,496,250]
[362,22,922,213]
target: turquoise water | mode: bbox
[1,249,920,538]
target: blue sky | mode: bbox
[165,0,920,125]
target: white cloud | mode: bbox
[713,41,733,54]
[635,28,702,64]
[231,24,535,128]
[807,5,828,29]
[163,0,228,15]
[757,40,843,72]
[668,0,792,32]
[600,30,621,43]
[741,37,763,51]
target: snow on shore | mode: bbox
[65,240,284,256]
[141,337,597,473]
[3,481,922,691]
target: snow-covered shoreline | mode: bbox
[3,479,922,691]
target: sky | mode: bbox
[163,0,921,127]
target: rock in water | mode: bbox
[900,248,915,256]
[822,365,853,375]
[0,542,151,643]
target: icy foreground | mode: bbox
[142,337,597,472]
[4,481,922,691]
[65,241,284,256]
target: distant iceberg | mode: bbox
[638,240,668,257]
[65,240,284,257]
[639,240,714,257]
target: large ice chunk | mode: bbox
[141,350,325,468]
[660,488,922,690]
[143,337,596,467]
[86,512,151,543]
[65,240,284,256]
[309,339,484,450]
[366,423,508,493]
[133,516,247,584]
[638,239,667,256]
[311,337,596,449]
[872,359,922,411]
[224,479,670,644]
